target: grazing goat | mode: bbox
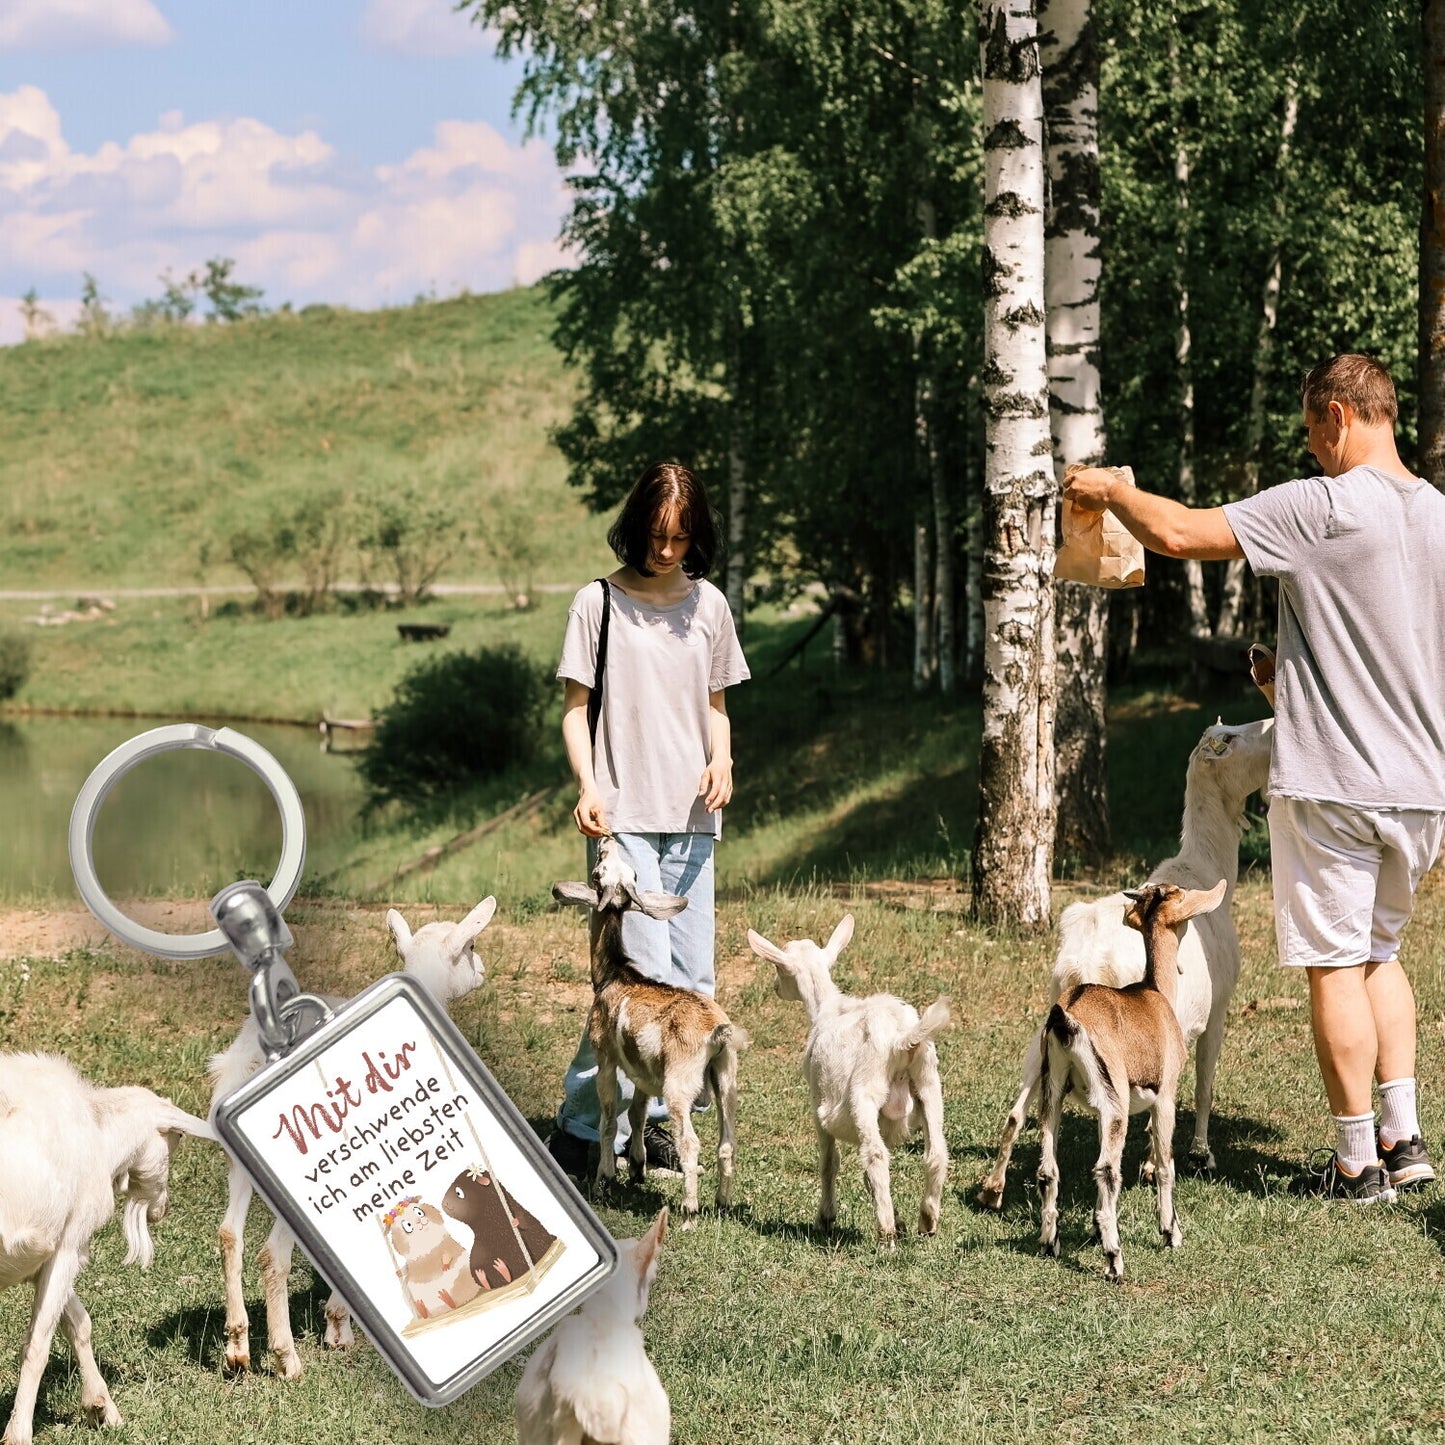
[515,1207,670,1445]
[209,896,493,1378]
[980,717,1272,1209]
[553,837,746,1216]
[747,914,951,1247]
[0,1052,212,1445]
[1036,880,1227,1281]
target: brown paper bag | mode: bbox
[1055,464,1146,589]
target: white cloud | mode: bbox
[0,87,573,327]
[0,0,173,52]
[359,0,494,58]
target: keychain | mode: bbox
[68,723,617,1407]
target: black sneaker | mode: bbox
[1380,1135,1437,1190]
[546,1127,592,1180]
[642,1123,682,1174]
[1289,1150,1397,1204]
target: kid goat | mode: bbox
[1036,879,1226,1281]
[1,1052,212,1445]
[515,1207,670,1445]
[747,914,951,1247]
[208,896,493,1378]
[980,717,1272,1209]
[553,837,746,1216]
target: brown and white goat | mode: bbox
[1036,879,1226,1283]
[553,837,747,1216]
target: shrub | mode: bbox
[0,631,32,701]
[358,644,550,810]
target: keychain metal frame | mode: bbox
[212,971,617,1406]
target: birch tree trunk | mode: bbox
[725,342,748,632]
[1422,0,1445,490]
[972,0,1056,929]
[1172,30,1209,638]
[1217,75,1299,636]
[1041,0,1109,865]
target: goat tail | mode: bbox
[711,1021,750,1054]
[899,997,952,1056]
[1044,1002,1078,1046]
[121,1197,156,1270]
[1043,1006,1119,1113]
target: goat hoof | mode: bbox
[272,1348,303,1381]
[917,1211,938,1237]
[83,1395,121,1428]
[977,1183,1004,1212]
[877,1233,898,1253]
[1187,1148,1216,1176]
[1039,1237,1060,1260]
[1104,1254,1124,1283]
[1138,1161,1157,1187]
[1163,1219,1184,1249]
[325,1313,354,1350]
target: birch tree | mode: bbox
[1041,0,1108,864]
[972,0,1056,928]
[1422,0,1445,489]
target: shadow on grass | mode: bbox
[148,1280,334,1371]
[957,1107,1293,1225]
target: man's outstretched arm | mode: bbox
[1064,466,1245,562]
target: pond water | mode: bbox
[0,715,368,902]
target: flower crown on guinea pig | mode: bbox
[380,1195,423,1231]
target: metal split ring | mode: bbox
[68,724,307,960]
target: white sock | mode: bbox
[1334,1112,1377,1174]
[1378,1077,1420,1148]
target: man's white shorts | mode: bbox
[1268,797,1445,968]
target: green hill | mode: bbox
[0,286,611,591]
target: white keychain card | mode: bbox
[213,971,615,1405]
[68,724,617,1407]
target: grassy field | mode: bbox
[0,287,610,594]
[3,872,1445,1444]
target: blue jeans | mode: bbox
[556,831,716,1148]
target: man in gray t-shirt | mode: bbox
[1065,354,1445,1204]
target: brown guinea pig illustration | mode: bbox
[385,1196,480,1320]
[442,1166,557,1291]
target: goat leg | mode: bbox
[858,1122,898,1249]
[323,1290,354,1350]
[219,1159,253,1371]
[1095,1112,1127,1283]
[979,1029,1042,1211]
[258,1220,303,1379]
[60,1292,121,1428]
[914,1057,949,1237]
[594,1057,621,1186]
[1153,1093,1184,1249]
[814,1123,840,1231]
[1036,1061,1064,1260]
[4,1251,81,1445]
[1188,1009,1227,1174]
[712,1050,740,1210]
[625,1090,650,1181]
[668,1097,703,1216]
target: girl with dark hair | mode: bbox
[548,463,750,1174]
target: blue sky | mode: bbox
[0,0,569,341]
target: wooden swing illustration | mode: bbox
[379,1056,565,1338]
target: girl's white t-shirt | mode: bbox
[557,578,750,837]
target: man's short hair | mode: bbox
[1300,353,1397,426]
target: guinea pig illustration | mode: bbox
[443,1166,558,1291]
[385,1196,481,1320]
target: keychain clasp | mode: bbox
[211,881,332,1059]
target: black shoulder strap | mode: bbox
[586,578,611,747]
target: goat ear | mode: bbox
[446,895,496,954]
[552,881,598,909]
[387,909,413,953]
[631,1206,668,1314]
[746,928,790,966]
[1192,878,1229,916]
[824,913,855,961]
[633,889,688,921]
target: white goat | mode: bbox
[747,914,951,1247]
[0,1052,212,1445]
[980,717,1272,1209]
[1036,880,1227,1281]
[553,837,747,1217]
[515,1207,670,1445]
[209,896,492,1378]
